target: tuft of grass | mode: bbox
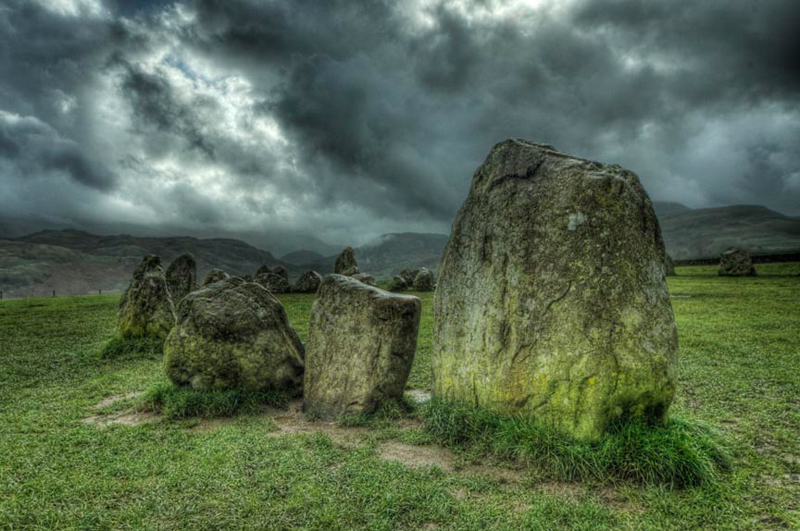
[422,398,731,488]
[100,336,164,360]
[138,382,290,420]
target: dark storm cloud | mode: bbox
[1,0,799,247]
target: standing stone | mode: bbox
[164,277,304,391]
[388,275,408,292]
[294,270,323,293]
[202,268,229,286]
[118,255,175,339]
[413,268,435,292]
[271,265,289,281]
[166,253,197,303]
[352,272,377,287]
[718,248,756,276]
[255,265,272,277]
[304,275,421,419]
[256,273,292,294]
[433,139,678,441]
[665,254,676,277]
[334,246,359,276]
[399,269,419,287]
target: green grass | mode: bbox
[138,383,291,420]
[0,265,798,529]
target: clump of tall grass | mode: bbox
[422,398,731,487]
[138,383,290,420]
[99,336,163,359]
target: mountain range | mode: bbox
[1,202,799,298]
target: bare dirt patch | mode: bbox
[379,441,457,471]
[93,391,143,410]
[82,411,159,427]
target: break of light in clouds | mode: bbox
[1,0,799,249]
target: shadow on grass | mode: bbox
[421,398,731,488]
[100,336,164,360]
[137,383,291,420]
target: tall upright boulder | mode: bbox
[304,275,421,419]
[433,139,678,440]
[413,268,435,291]
[118,255,175,339]
[294,270,323,293]
[718,248,756,276]
[166,253,197,303]
[334,246,359,276]
[164,277,305,391]
[665,254,676,277]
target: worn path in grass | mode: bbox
[0,263,798,529]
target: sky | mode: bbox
[1,0,799,251]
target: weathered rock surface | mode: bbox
[304,275,421,419]
[256,273,292,294]
[166,253,197,303]
[202,268,229,286]
[164,277,305,391]
[334,246,359,276]
[718,248,756,276]
[433,139,678,440]
[294,270,323,293]
[399,269,419,287]
[118,255,175,339]
[388,275,408,292]
[665,254,676,276]
[271,265,289,281]
[413,268,435,291]
[352,273,377,286]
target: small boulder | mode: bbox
[294,270,323,293]
[271,265,289,281]
[665,254,676,277]
[334,246,359,276]
[399,269,419,287]
[718,248,756,276]
[255,265,272,277]
[413,268,435,291]
[388,275,408,292]
[352,272,377,286]
[164,277,305,391]
[257,272,292,294]
[118,255,175,339]
[166,253,197,303]
[202,268,229,286]
[304,275,421,419]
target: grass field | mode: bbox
[1,263,798,530]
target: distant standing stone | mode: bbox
[304,275,421,419]
[665,254,676,277]
[352,272,377,286]
[202,268,229,286]
[294,270,323,293]
[166,253,197,303]
[164,277,304,391]
[388,275,408,292]
[256,272,292,294]
[718,248,756,276]
[433,139,678,441]
[413,268,435,291]
[399,269,419,287]
[118,255,175,339]
[271,265,289,281]
[334,246,359,276]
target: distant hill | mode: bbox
[280,249,324,265]
[655,203,800,259]
[0,229,287,298]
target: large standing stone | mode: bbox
[433,139,678,440]
[334,246,359,276]
[304,275,421,419]
[202,268,229,286]
[294,270,323,293]
[118,255,175,339]
[256,273,292,294]
[164,277,305,391]
[166,253,197,303]
[413,268,435,291]
[718,248,756,276]
[399,269,420,287]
